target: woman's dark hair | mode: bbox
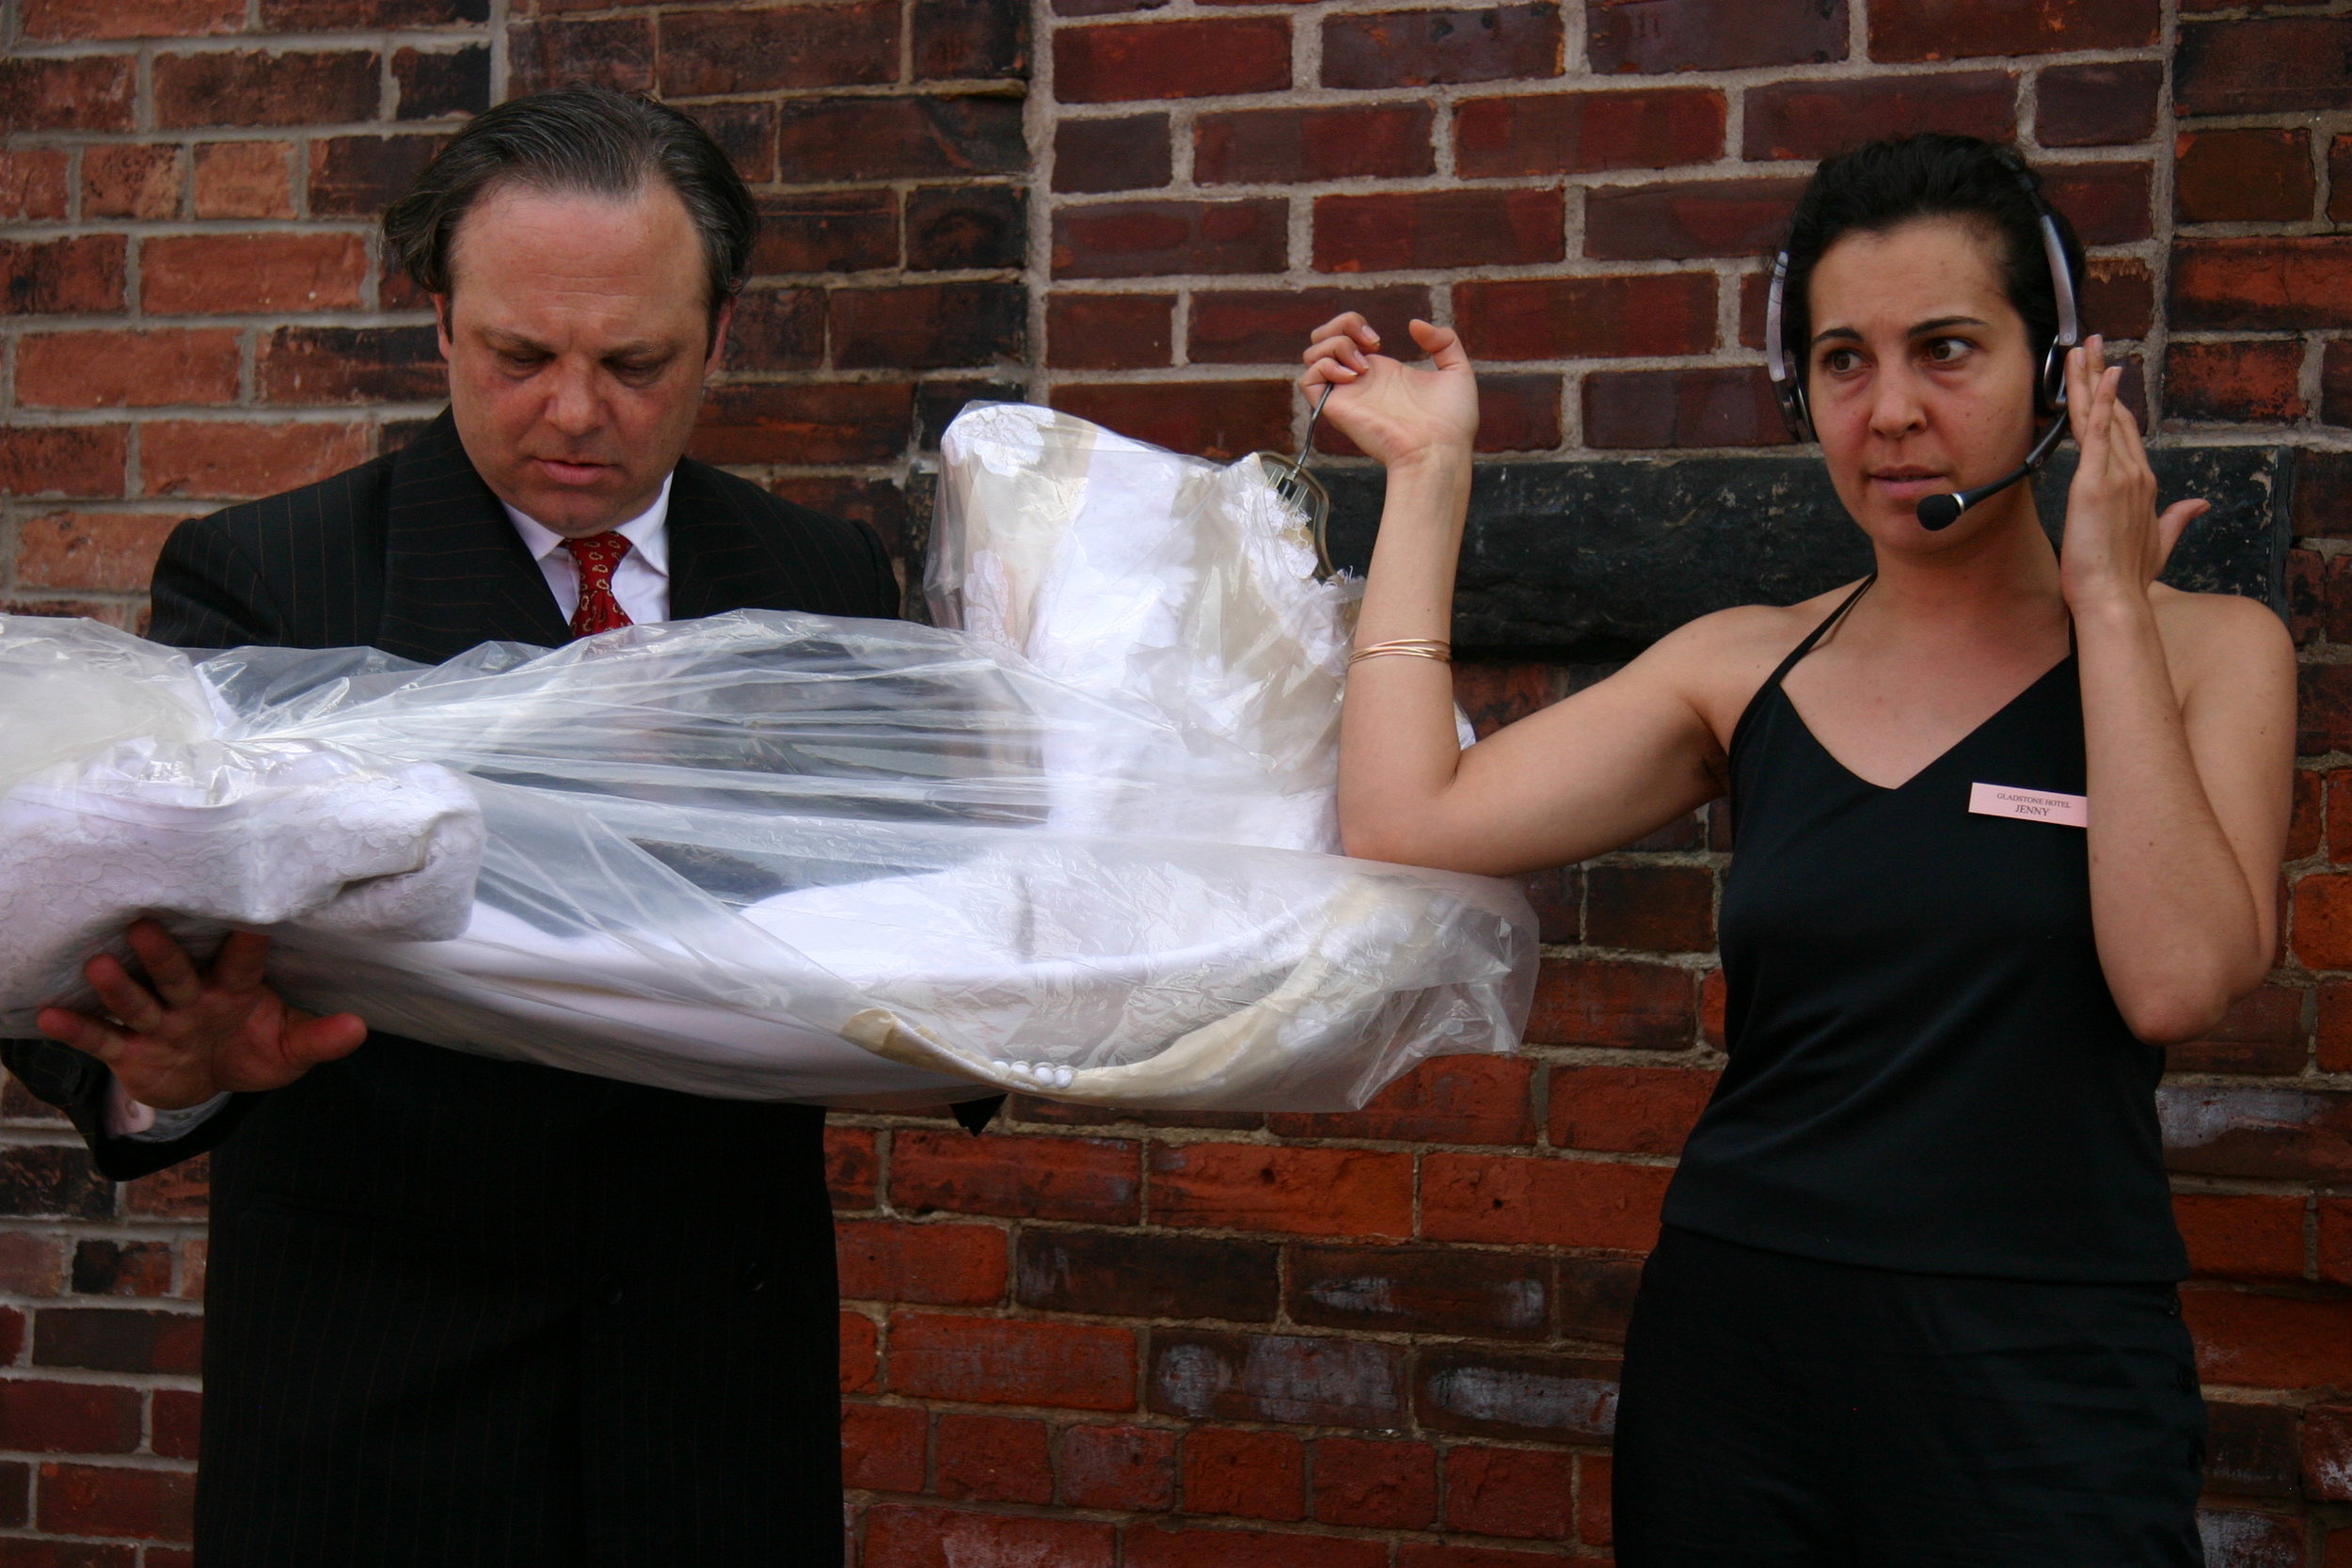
[382,87,757,340]
[1779,133,2084,384]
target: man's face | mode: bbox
[437,181,725,538]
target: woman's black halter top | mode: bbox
[1662,579,2189,1283]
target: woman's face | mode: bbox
[1804,215,2043,546]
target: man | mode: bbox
[2,87,946,1566]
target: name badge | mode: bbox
[1969,782,2088,828]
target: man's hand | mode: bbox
[36,920,367,1112]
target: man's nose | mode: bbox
[541,359,602,437]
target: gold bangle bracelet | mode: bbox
[1348,638,1452,667]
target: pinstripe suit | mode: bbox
[4,411,897,1566]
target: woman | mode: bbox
[1301,134,2292,1563]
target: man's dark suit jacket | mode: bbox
[2,411,898,1568]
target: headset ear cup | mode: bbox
[2039,342,2067,418]
[1784,383,1815,443]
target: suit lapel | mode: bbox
[374,411,572,663]
[665,460,801,621]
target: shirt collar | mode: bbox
[502,472,674,578]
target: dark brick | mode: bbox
[1266,1055,1538,1144]
[32,1307,202,1373]
[259,325,443,404]
[1015,1229,1279,1321]
[1744,71,2014,162]
[1050,380,1292,460]
[2177,131,2316,227]
[776,97,1027,182]
[154,50,379,130]
[0,1147,112,1220]
[2042,161,2150,245]
[1056,17,1290,103]
[34,1460,195,1542]
[2335,135,2352,226]
[1289,1245,1549,1338]
[70,1241,172,1297]
[261,0,483,22]
[753,190,898,275]
[914,0,1028,80]
[725,287,823,372]
[1584,863,1715,950]
[1557,1256,1644,1344]
[917,379,1026,450]
[907,184,1026,271]
[1047,292,1172,369]
[393,44,488,120]
[506,16,654,95]
[1149,1331,1408,1430]
[1322,6,1563,89]
[2173,239,2352,333]
[2082,257,2153,341]
[691,382,914,467]
[1056,114,1172,194]
[2177,17,2352,116]
[1590,0,1848,72]
[2301,665,2352,755]
[0,426,129,499]
[1315,188,1564,273]
[691,103,775,185]
[2328,342,2352,431]
[0,55,136,134]
[2203,1401,2305,1499]
[1870,0,2157,62]
[1189,286,1428,365]
[1195,104,1436,185]
[2166,341,2306,425]
[1527,957,1696,1050]
[830,281,1024,370]
[2035,61,2162,148]
[1414,1348,1619,1441]
[1585,367,1789,449]
[0,1379,141,1455]
[0,236,125,316]
[1586,177,1805,260]
[83,143,181,221]
[1054,198,1286,279]
[2169,987,2311,1076]
[659,2,898,96]
[2158,1085,2352,1181]
[1455,273,1715,360]
[2298,452,2352,540]
[1455,87,1723,179]
[309,135,444,218]
[770,475,911,555]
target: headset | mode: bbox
[1763,151,2082,531]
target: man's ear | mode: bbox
[433,294,453,360]
[705,297,735,375]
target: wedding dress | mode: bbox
[0,404,1535,1111]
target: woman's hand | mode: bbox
[36,920,366,1111]
[2058,334,2211,613]
[1299,314,1480,473]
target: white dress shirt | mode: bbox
[501,474,675,626]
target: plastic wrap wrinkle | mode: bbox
[0,403,1534,1110]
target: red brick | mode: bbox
[1054,114,1173,196]
[658,2,897,96]
[140,420,373,500]
[1586,177,1805,260]
[69,1241,171,1298]
[1322,6,1561,89]
[1,236,126,315]
[2306,1403,2352,1502]
[1313,1437,1435,1528]
[1057,17,1289,103]
[1526,957,1694,1050]
[2169,986,2310,1076]
[2043,161,2151,245]
[2326,1199,2352,1285]
[83,145,182,221]
[830,281,1025,371]
[1014,1229,1278,1321]
[836,1219,1006,1307]
[154,50,379,130]
[1414,1346,1620,1441]
[143,233,365,315]
[0,428,129,499]
[1049,381,1292,461]
[2334,136,2352,227]
[35,1462,194,1541]
[1188,286,1429,367]
[0,1233,66,1297]
[2178,17,2352,117]
[889,1129,1138,1224]
[864,1504,1116,1568]
[841,1311,879,1393]
[1401,1546,1565,1568]
[30,1309,200,1375]
[261,0,480,22]
[2199,1399,2303,1501]
[308,134,444,220]
[2175,1193,2308,1283]
[770,476,911,554]
[2329,343,2352,431]
[2297,876,2352,969]
[0,1148,114,1220]
[1701,964,1728,1046]
[142,1389,199,1465]
[119,1154,208,1220]
[2083,257,2154,341]
[2301,665,2352,755]
[1422,1152,1672,1251]
[1184,1427,1303,1520]
[828,1126,878,1209]
[691,383,915,467]
[0,1382,141,1454]
[840,1402,926,1492]
[2175,241,2352,335]
[727,287,823,373]
[18,331,241,411]
[0,150,70,220]
[2290,769,2324,859]
[0,1307,20,1368]
[1054,198,1286,278]
[1579,1451,1613,1544]
[2036,60,2163,147]
[914,0,1026,80]
[2185,1288,2352,1389]
[1472,375,1562,453]
[174,1237,205,1302]
[887,1312,1134,1410]
[935,1412,1054,1503]
[393,43,490,121]
[1549,1066,1718,1157]
[0,56,135,134]
[1058,1424,1175,1511]
[1871,0,2155,61]
[753,190,898,276]
[1314,188,1564,274]
[23,0,240,37]
[1150,1143,1412,1240]
[1586,366,1789,450]
[1589,0,1849,73]
[1455,87,1722,180]
[1147,1331,1406,1429]
[1454,273,1714,362]
[1196,104,1434,185]
[1445,1446,1574,1540]
[1583,863,1714,950]
[1047,293,1173,370]
[2178,130,2315,227]
[190,142,294,220]
[773,98,1027,182]
[505,17,653,95]
[2167,341,2308,426]
[1744,71,2014,162]
[1267,1054,1534,1146]
[2290,551,2328,647]
[1287,1244,1549,1339]
[1123,1525,1385,1568]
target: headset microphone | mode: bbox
[1914,413,2070,531]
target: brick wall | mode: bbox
[4,0,2351,1563]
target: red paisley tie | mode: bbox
[562,531,633,640]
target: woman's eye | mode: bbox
[1822,349,1862,375]
[1924,337,1971,364]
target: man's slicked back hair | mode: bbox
[383,86,758,338]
